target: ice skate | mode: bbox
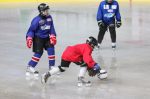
[41,72,51,84]
[112,43,116,50]
[97,43,101,49]
[112,45,116,50]
[49,66,60,76]
[97,69,108,80]
[77,77,91,87]
[26,66,39,77]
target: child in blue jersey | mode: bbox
[97,0,122,49]
[26,3,57,77]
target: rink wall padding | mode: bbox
[0,0,149,8]
[0,0,150,3]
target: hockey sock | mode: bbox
[28,53,42,68]
[78,67,87,77]
[47,47,55,68]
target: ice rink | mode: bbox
[0,2,150,99]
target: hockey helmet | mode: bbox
[86,36,98,48]
[38,3,50,13]
[105,0,114,4]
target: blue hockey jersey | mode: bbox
[26,15,56,38]
[97,0,121,25]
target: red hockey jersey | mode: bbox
[62,43,96,68]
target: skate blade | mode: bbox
[112,48,116,51]
[77,82,83,87]
[85,81,92,87]
[77,81,92,87]
[26,72,39,81]
[26,72,30,76]
[41,74,47,84]
[34,73,39,77]
[41,76,45,84]
[33,75,39,80]
[100,77,107,80]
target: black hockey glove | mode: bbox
[116,21,122,28]
[88,68,97,77]
[98,20,105,28]
[88,64,100,77]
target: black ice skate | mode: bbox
[41,72,51,84]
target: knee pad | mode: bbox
[109,26,116,33]
[58,66,67,72]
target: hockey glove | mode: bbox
[116,21,122,28]
[26,36,32,48]
[50,34,57,45]
[98,20,105,28]
[88,68,97,77]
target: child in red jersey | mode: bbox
[41,36,107,86]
